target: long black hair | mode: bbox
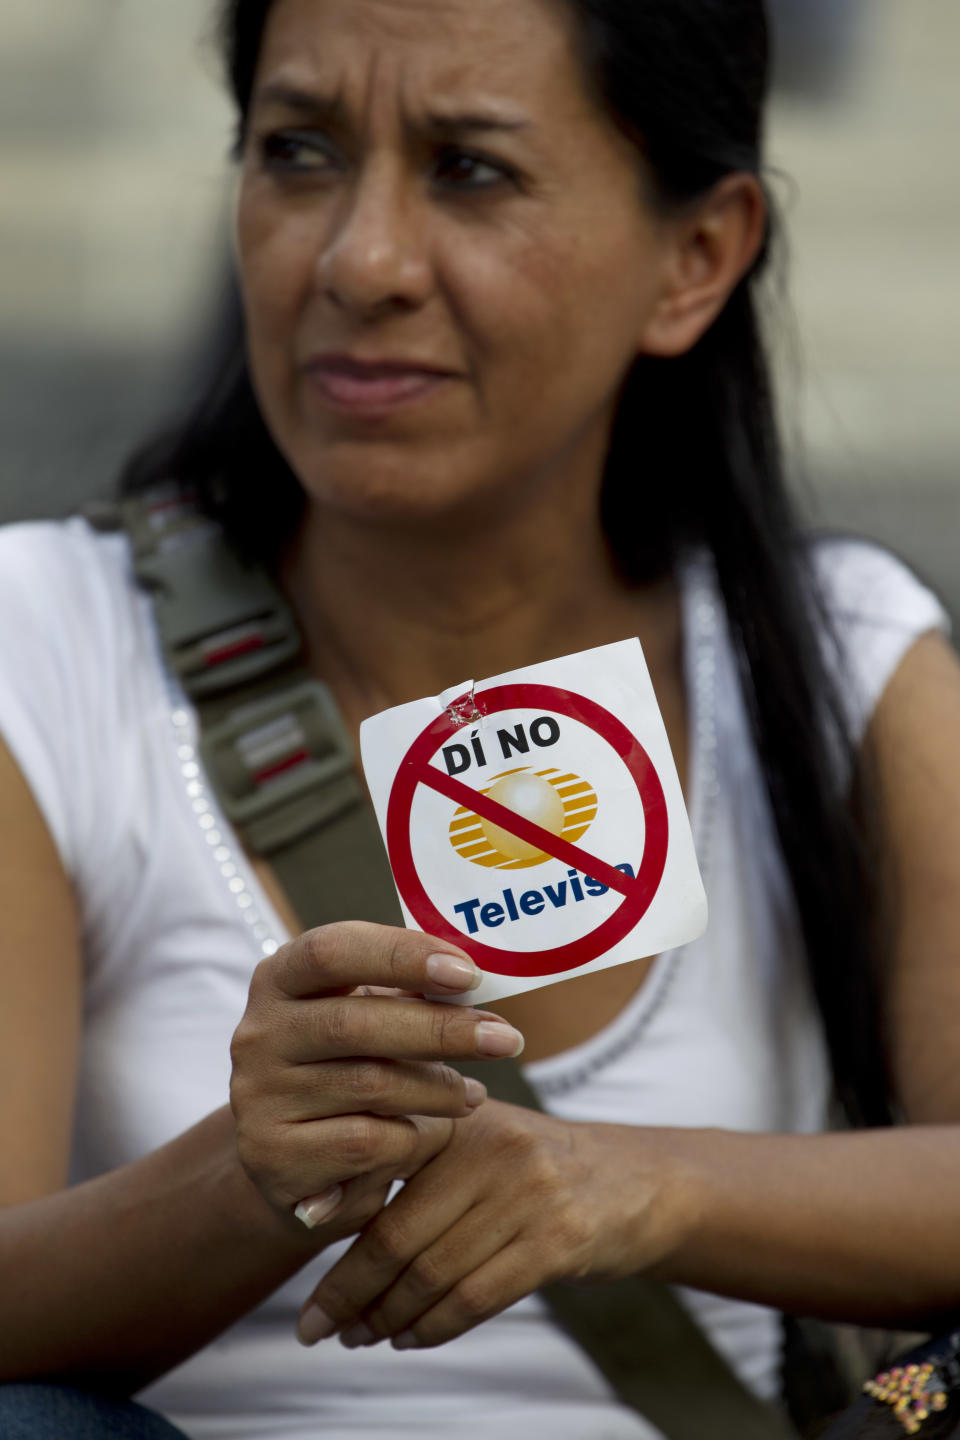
[124,0,890,1126]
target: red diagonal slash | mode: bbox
[417,763,636,897]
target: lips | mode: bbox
[304,354,456,415]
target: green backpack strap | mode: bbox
[108,491,795,1440]
[96,489,404,927]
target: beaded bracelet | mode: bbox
[864,1335,960,1435]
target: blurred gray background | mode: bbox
[1,0,957,618]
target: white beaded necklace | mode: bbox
[168,703,282,961]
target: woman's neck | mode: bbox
[280,493,679,734]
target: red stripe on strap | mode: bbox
[203,634,265,668]
[252,749,311,786]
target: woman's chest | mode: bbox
[489,957,658,1062]
[74,664,825,1187]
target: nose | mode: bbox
[315,158,432,318]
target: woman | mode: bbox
[1,0,959,1437]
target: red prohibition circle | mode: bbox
[385,683,669,977]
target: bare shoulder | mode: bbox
[864,631,960,1121]
[0,733,81,1202]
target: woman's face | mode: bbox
[236,0,675,529]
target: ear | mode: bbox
[638,173,768,358]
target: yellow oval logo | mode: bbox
[448,767,598,870]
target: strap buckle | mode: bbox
[199,681,363,854]
[126,490,301,698]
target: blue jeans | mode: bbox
[0,1384,189,1439]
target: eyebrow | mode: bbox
[251,82,531,135]
[427,111,530,137]
[252,83,342,119]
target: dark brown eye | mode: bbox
[433,149,512,190]
[261,131,337,172]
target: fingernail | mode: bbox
[476,1022,525,1058]
[393,1330,422,1351]
[294,1186,343,1229]
[464,1077,487,1108]
[426,953,482,991]
[341,1322,378,1349]
[297,1303,337,1346]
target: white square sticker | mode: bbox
[360,639,706,1005]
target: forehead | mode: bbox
[253,0,591,120]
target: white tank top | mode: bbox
[0,519,947,1440]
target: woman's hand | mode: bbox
[229,922,525,1238]
[297,1099,695,1348]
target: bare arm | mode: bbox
[0,737,511,1391]
[659,629,960,1324]
[0,736,345,1392]
[2,1107,342,1392]
[652,1123,960,1328]
[302,632,960,1347]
